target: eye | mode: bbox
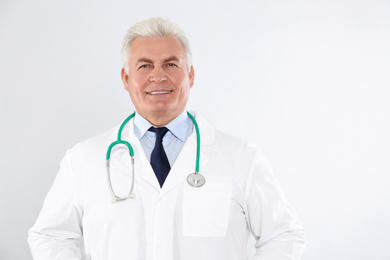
[138,64,153,70]
[166,63,177,67]
[139,64,149,69]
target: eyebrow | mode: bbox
[135,58,153,66]
[163,56,180,63]
[135,56,181,66]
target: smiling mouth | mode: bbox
[146,90,173,95]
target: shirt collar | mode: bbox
[133,111,192,142]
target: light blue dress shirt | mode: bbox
[133,111,194,167]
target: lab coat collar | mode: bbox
[161,111,216,197]
[119,111,216,195]
[133,110,191,142]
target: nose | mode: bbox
[149,67,167,83]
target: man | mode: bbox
[28,17,305,259]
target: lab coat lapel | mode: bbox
[160,113,215,197]
[117,113,216,195]
[119,117,161,191]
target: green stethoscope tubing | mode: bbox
[106,112,136,160]
[106,111,202,202]
[106,111,200,171]
[186,112,200,173]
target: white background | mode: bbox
[1,0,389,259]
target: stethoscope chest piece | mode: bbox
[187,173,205,188]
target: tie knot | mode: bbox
[149,127,169,140]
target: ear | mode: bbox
[121,68,129,91]
[189,66,195,88]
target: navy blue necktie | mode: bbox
[149,127,170,187]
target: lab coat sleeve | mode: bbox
[28,150,84,260]
[245,149,305,260]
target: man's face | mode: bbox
[121,36,194,124]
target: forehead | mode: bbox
[129,36,186,61]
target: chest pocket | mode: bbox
[183,181,232,237]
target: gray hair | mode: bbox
[121,17,192,73]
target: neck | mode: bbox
[139,110,184,127]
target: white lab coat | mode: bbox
[28,113,305,260]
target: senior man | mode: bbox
[28,17,305,260]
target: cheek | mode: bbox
[129,77,147,92]
[178,86,191,102]
[127,81,144,101]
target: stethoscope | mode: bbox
[106,111,205,203]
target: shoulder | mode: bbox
[74,126,117,150]
[213,128,267,167]
[196,112,265,161]
[66,125,120,165]
[195,113,271,186]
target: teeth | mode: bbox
[147,91,172,95]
